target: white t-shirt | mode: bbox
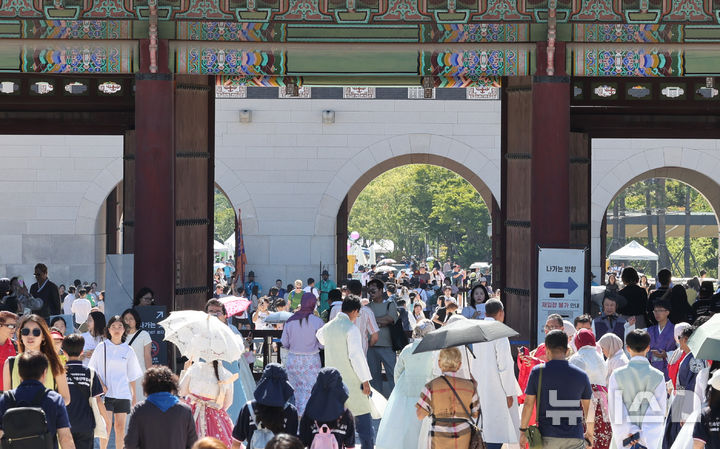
[302,286,319,298]
[81,332,103,366]
[71,298,92,324]
[62,294,75,315]
[126,330,152,371]
[88,340,143,400]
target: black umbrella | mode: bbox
[413,319,519,354]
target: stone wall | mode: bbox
[0,135,123,286]
[214,97,502,287]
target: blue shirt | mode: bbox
[0,379,71,449]
[525,360,592,440]
[65,360,104,433]
[244,281,262,296]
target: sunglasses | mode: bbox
[21,328,42,337]
[0,323,16,330]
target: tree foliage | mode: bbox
[214,189,235,242]
[609,178,718,277]
[348,165,491,266]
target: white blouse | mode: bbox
[179,361,235,409]
[569,346,608,386]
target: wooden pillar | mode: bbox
[173,75,215,311]
[133,39,214,312]
[336,195,349,281]
[123,131,135,254]
[134,39,175,309]
[105,185,119,255]
[501,75,534,347]
[502,42,584,347]
[491,197,502,293]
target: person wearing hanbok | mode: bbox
[376,319,436,449]
[667,323,693,392]
[205,299,256,425]
[570,329,612,449]
[663,325,707,449]
[648,300,677,380]
[469,299,522,449]
[300,367,355,448]
[598,333,629,383]
[281,292,324,417]
[179,359,238,447]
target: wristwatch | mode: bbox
[519,427,528,432]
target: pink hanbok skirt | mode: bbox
[185,394,234,447]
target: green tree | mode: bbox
[348,165,491,266]
[214,189,235,242]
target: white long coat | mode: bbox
[470,319,523,444]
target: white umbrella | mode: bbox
[375,265,397,273]
[159,310,244,363]
[469,262,490,270]
[378,258,396,265]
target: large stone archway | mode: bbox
[591,139,720,278]
[320,133,501,278]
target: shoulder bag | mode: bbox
[386,302,408,352]
[87,367,108,439]
[526,367,543,449]
[440,376,486,449]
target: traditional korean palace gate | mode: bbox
[2,0,720,345]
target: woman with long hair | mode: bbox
[81,310,106,366]
[606,273,619,293]
[231,364,298,448]
[569,330,611,449]
[281,292,323,416]
[123,308,153,401]
[179,358,237,447]
[377,320,436,449]
[90,315,144,449]
[2,314,71,404]
[462,283,488,319]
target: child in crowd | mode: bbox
[299,368,355,448]
[63,334,107,449]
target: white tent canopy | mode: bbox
[224,233,235,254]
[213,240,229,253]
[608,240,658,261]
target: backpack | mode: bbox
[310,422,339,449]
[0,388,53,449]
[247,402,275,449]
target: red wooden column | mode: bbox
[502,43,575,347]
[134,39,175,309]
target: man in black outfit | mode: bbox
[646,268,672,326]
[29,263,61,321]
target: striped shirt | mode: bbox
[417,373,479,446]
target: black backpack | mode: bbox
[0,388,53,449]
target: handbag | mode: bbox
[386,303,408,351]
[526,367,543,449]
[440,376,486,449]
[88,368,108,439]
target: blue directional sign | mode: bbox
[543,277,579,295]
[537,248,587,346]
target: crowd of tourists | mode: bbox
[0,261,719,449]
